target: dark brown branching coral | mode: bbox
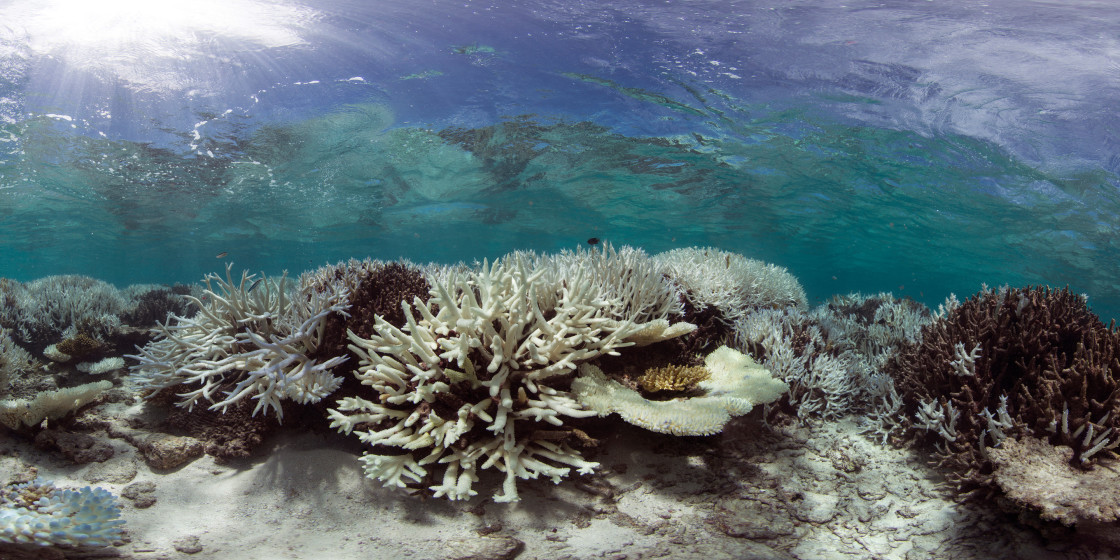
[886,285,1120,497]
[348,261,432,334]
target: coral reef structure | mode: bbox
[734,292,930,424]
[0,479,124,546]
[886,285,1120,498]
[330,248,688,502]
[129,265,351,421]
[573,346,788,436]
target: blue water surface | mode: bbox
[0,0,1117,321]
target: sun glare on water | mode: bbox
[1,0,316,88]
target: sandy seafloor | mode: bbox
[3,390,1117,560]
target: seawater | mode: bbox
[0,0,1117,322]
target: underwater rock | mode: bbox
[446,535,524,560]
[990,436,1120,526]
[33,429,114,464]
[136,435,205,470]
[172,534,204,554]
[164,396,273,460]
[121,481,158,509]
[83,458,139,485]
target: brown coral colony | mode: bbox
[886,286,1120,496]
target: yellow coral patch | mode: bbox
[638,364,710,393]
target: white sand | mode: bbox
[2,406,1116,560]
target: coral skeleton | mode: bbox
[0,479,124,546]
[572,346,788,436]
[129,265,350,421]
[330,250,683,502]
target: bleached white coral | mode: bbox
[330,252,670,502]
[0,479,125,546]
[42,344,71,363]
[654,247,807,326]
[0,381,113,430]
[735,307,875,420]
[811,292,932,368]
[625,319,698,347]
[0,327,32,388]
[530,243,682,323]
[0,275,127,349]
[572,346,788,436]
[77,356,126,375]
[128,264,350,421]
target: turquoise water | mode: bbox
[1,0,1117,322]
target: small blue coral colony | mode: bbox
[4,244,1120,547]
[0,479,125,547]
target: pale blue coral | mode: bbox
[0,479,125,547]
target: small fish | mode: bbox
[246,278,263,293]
[215,252,228,259]
[587,237,600,245]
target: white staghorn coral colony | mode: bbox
[0,242,928,516]
[118,244,819,501]
[128,264,350,421]
[330,250,683,502]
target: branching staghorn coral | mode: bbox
[329,251,685,502]
[886,285,1120,499]
[129,264,350,421]
[654,247,808,326]
[733,294,932,426]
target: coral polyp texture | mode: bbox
[129,264,351,421]
[0,479,124,547]
[886,285,1120,499]
[329,246,690,502]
